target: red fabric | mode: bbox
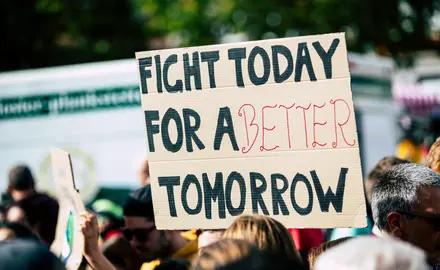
[104,229,123,241]
[288,229,324,252]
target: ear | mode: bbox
[387,212,404,238]
[434,164,440,174]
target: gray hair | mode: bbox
[315,236,428,270]
[371,163,440,230]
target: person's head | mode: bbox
[427,137,440,173]
[365,156,411,203]
[0,221,39,242]
[91,199,124,238]
[371,163,440,264]
[223,215,303,267]
[123,184,183,262]
[7,165,36,201]
[139,160,150,186]
[0,239,66,270]
[193,238,290,270]
[308,237,352,270]
[198,230,225,250]
[314,236,428,270]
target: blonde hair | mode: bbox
[193,239,262,270]
[427,137,440,173]
[223,215,302,265]
[198,230,225,250]
[308,237,352,270]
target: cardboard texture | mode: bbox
[50,148,85,270]
[136,33,367,230]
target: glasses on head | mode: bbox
[397,211,440,230]
[122,226,156,243]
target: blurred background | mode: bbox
[1,0,440,206]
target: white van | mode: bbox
[0,53,401,203]
[0,59,144,203]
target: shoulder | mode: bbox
[181,230,198,241]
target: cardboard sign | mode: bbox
[136,33,367,230]
[50,148,85,270]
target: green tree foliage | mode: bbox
[355,0,440,55]
[0,0,145,71]
[0,0,438,72]
[132,0,236,46]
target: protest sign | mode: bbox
[50,148,85,270]
[136,33,367,230]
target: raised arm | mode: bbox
[79,211,117,270]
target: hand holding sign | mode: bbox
[136,33,367,230]
[80,211,118,270]
[79,211,100,256]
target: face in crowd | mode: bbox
[372,163,440,265]
[122,184,186,263]
[123,215,173,262]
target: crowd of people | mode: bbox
[1,138,440,270]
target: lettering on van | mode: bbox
[0,87,141,120]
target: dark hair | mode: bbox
[8,165,35,191]
[372,163,440,230]
[0,239,65,270]
[154,259,190,270]
[308,237,353,269]
[0,221,39,241]
[123,185,154,219]
[367,156,410,182]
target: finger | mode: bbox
[79,221,91,230]
[78,216,89,224]
[79,212,89,218]
[91,216,98,225]
[79,211,94,221]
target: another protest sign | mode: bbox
[136,33,367,230]
[50,148,85,270]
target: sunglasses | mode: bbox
[122,226,156,243]
[398,211,440,230]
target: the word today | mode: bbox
[138,38,340,93]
